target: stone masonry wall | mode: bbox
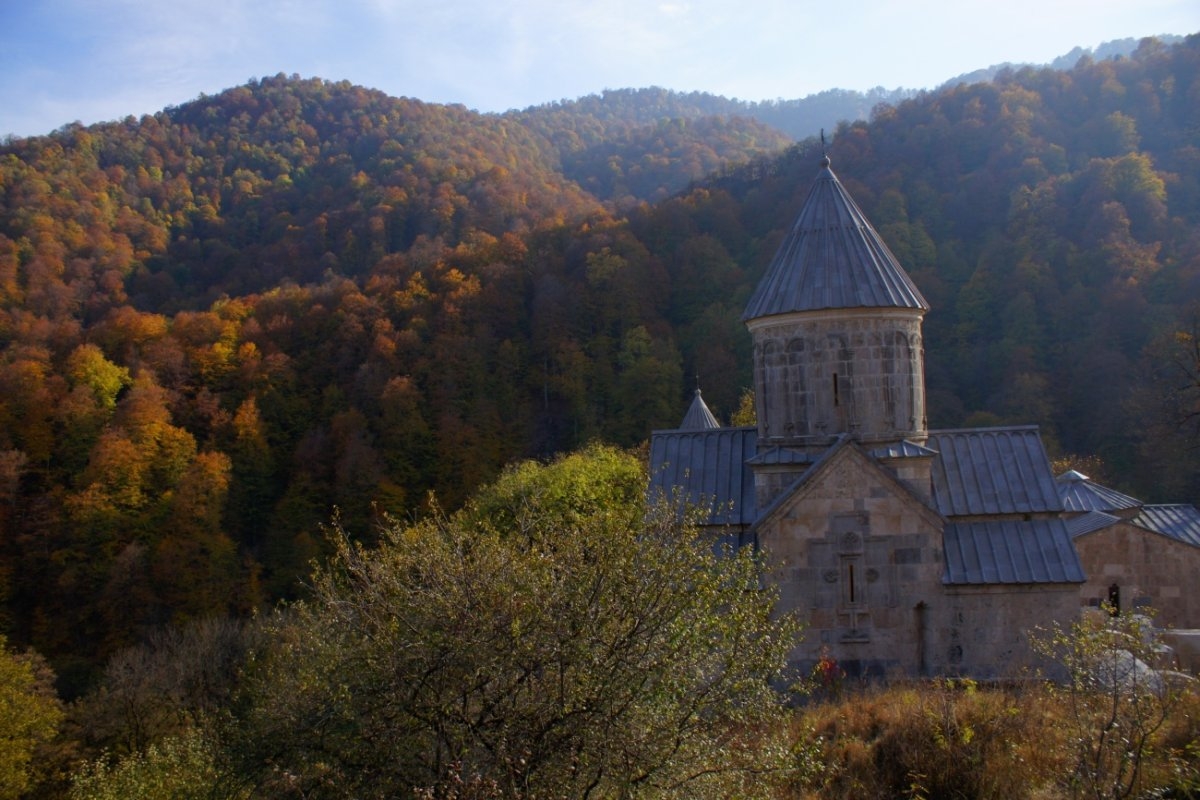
[749,310,926,448]
[939,584,1080,679]
[756,448,944,678]
[1073,524,1200,629]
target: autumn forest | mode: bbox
[0,33,1198,711]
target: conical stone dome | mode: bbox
[743,156,928,321]
[744,156,928,447]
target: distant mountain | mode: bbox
[942,34,1186,88]
[510,88,794,205]
[513,86,907,145]
[514,85,916,144]
[512,35,1193,150]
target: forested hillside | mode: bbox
[0,35,1197,692]
[0,75,792,688]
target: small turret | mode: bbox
[679,387,720,431]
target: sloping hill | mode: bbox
[0,34,1196,688]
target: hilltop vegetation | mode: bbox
[0,34,1197,699]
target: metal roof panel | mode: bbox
[648,427,757,526]
[679,388,721,430]
[1056,472,1143,513]
[1132,505,1200,548]
[1066,511,1121,538]
[927,427,1062,516]
[870,440,939,459]
[943,519,1085,584]
[745,446,819,466]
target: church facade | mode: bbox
[650,156,1094,679]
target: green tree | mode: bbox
[1130,310,1200,501]
[70,729,242,800]
[459,441,645,536]
[232,445,798,799]
[66,344,131,411]
[611,325,684,444]
[224,397,279,549]
[731,387,757,426]
[0,635,64,799]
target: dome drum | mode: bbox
[749,311,926,447]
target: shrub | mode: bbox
[1031,609,1188,799]
[69,729,241,800]
[0,636,64,800]
[789,681,1065,799]
[228,445,800,798]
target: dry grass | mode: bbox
[1151,685,1200,796]
[781,678,1200,800]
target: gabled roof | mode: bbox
[1132,505,1200,548]
[648,422,1090,588]
[751,435,944,534]
[679,388,721,430]
[926,427,1063,516]
[742,156,929,321]
[1064,505,1200,549]
[1066,511,1122,538]
[943,519,1085,584]
[1056,471,1143,513]
[647,427,757,527]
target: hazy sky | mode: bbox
[1,0,1196,138]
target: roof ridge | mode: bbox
[928,424,1042,435]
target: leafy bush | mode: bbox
[0,636,64,800]
[227,445,800,798]
[69,729,241,800]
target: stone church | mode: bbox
[649,155,1200,679]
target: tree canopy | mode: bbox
[0,634,64,799]
[0,36,1197,688]
[62,445,797,799]
[229,444,798,798]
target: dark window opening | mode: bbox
[833,372,840,406]
[841,555,864,609]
